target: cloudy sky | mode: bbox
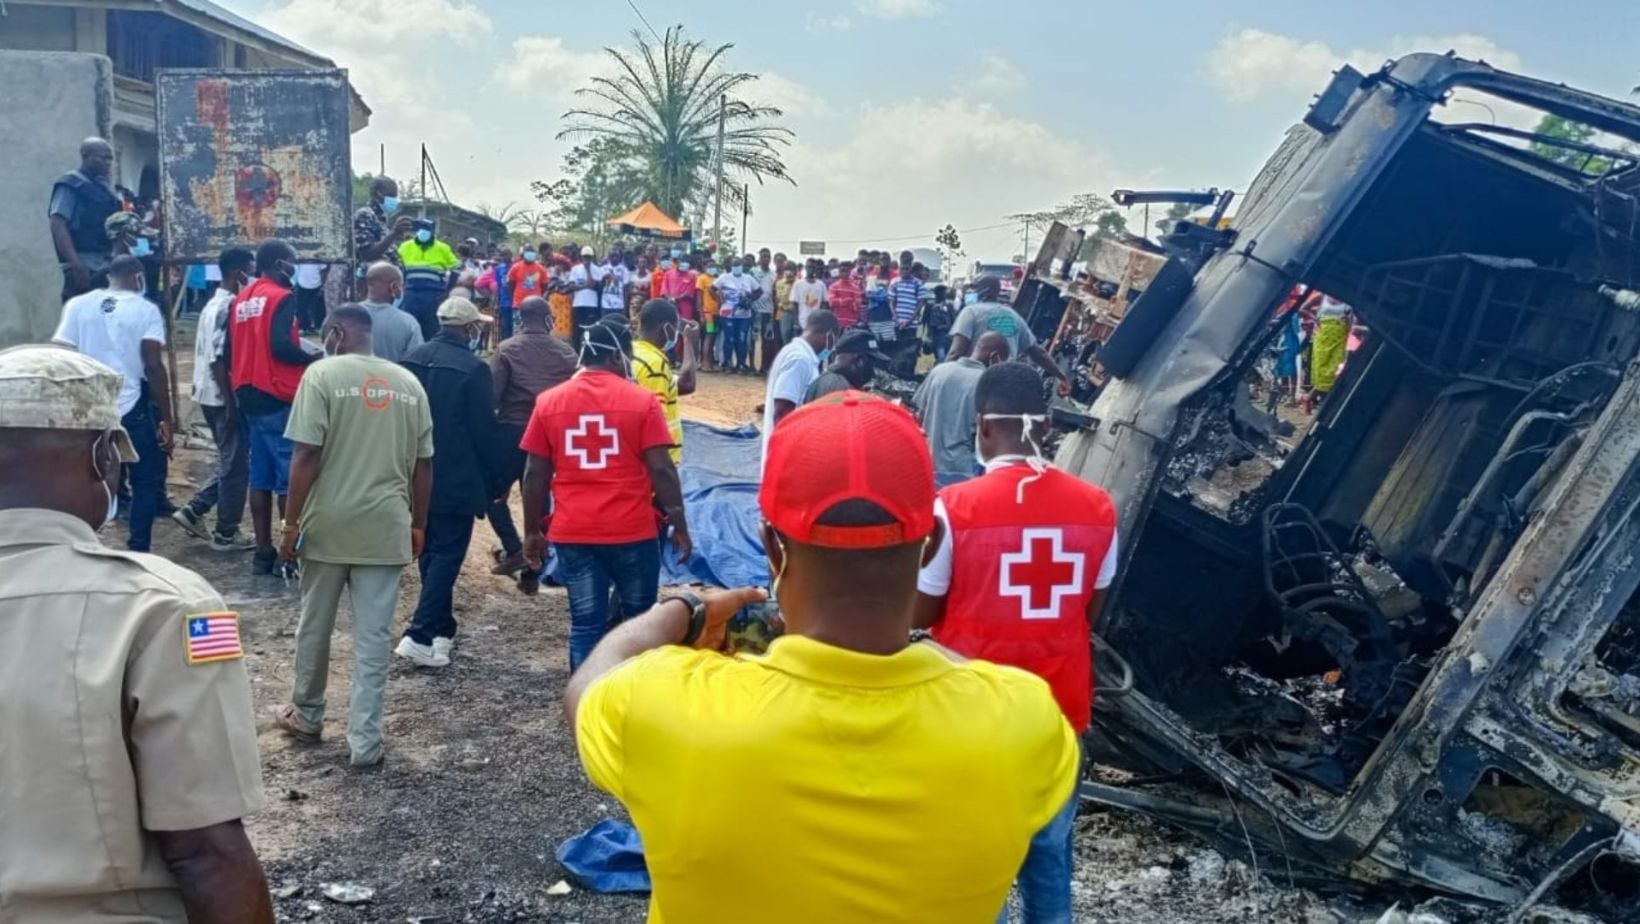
[226,0,1638,261]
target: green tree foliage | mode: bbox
[556,26,794,230]
[1530,115,1613,176]
[530,139,652,245]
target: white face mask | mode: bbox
[92,434,118,529]
[978,413,1050,502]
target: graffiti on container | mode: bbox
[156,69,353,263]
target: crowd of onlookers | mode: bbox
[22,154,1121,923]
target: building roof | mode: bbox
[167,0,328,64]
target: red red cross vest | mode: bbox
[228,277,305,403]
[932,463,1117,732]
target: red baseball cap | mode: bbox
[760,390,935,549]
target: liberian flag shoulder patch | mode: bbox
[183,612,244,664]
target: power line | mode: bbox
[625,0,663,42]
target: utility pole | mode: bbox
[419,143,427,218]
[379,142,384,176]
[741,183,749,253]
[712,93,726,248]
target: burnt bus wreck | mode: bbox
[1058,54,1640,905]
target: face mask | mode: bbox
[132,237,152,257]
[816,333,837,363]
[662,323,679,352]
[323,330,342,357]
[769,532,790,603]
[732,266,744,277]
[660,260,673,270]
[523,250,538,262]
[964,291,980,306]
[707,267,719,277]
[91,434,118,529]
[415,229,433,244]
[980,413,1050,501]
[466,326,482,352]
[382,196,400,215]
[670,249,682,259]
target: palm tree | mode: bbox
[558,26,794,231]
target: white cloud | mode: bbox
[494,34,612,95]
[855,0,938,20]
[964,52,1026,97]
[1203,28,1523,104]
[753,96,1105,261]
[260,0,490,124]
[805,11,854,32]
[743,72,833,118]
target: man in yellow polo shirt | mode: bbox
[630,298,698,464]
[566,392,1079,924]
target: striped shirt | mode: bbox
[890,278,926,326]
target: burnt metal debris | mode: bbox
[1034,52,1640,908]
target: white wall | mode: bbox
[0,5,77,51]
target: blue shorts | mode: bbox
[245,405,293,494]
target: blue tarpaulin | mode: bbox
[661,420,770,589]
[556,819,650,893]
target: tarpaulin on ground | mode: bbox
[662,420,770,589]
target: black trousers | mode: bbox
[485,423,528,556]
[295,286,326,332]
[405,510,476,645]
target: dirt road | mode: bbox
[132,363,1398,923]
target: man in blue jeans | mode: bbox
[52,254,175,552]
[519,320,691,669]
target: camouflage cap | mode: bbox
[104,211,156,240]
[0,345,138,461]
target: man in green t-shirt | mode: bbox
[273,304,433,767]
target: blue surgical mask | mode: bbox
[707,267,719,277]
[670,249,682,258]
[731,266,744,277]
[660,259,673,270]
[382,196,400,215]
[964,291,979,306]
[523,250,538,262]
[132,237,152,257]
[663,324,679,351]
[415,229,433,244]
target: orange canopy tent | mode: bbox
[605,201,692,240]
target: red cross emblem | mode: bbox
[565,414,619,469]
[999,528,1086,620]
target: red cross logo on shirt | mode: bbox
[999,528,1086,620]
[565,414,620,470]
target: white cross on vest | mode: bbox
[998,527,1086,620]
[565,414,620,469]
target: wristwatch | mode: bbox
[662,592,707,645]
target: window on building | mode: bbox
[106,11,219,83]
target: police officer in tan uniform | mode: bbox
[0,345,273,923]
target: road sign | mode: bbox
[799,240,826,256]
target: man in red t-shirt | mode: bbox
[914,361,1117,923]
[520,319,692,668]
[506,249,553,310]
[826,268,863,328]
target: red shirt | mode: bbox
[507,260,553,306]
[520,369,673,544]
[928,464,1116,731]
[649,269,665,300]
[827,276,863,326]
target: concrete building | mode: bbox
[0,0,370,346]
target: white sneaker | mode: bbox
[431,636,454,663]
[395,636,449,668]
